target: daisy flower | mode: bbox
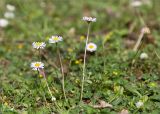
[82,16,96,22]
[140,52,148,59]
[141,27,150,34]
[4,12,15,19]
[51,96,56,101]
[86,42,97,52]
[31,62,44,70]
[130,0,142,7]
[0,18,9,28]
[49,35,63,43]
[6,4,15,12]
[135,101,144,108]
[32,42,46,49]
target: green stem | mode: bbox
[155,50,160,60]
[131,39,144,67]
[38,49,60,112]
[80,23,91,102]
[43,75,54,101]
[39,79,51,111]
[42,72,61,111]
[102,43,106,73]
[135,8,146,26]
[133,109,139,114]
[38,49,41,61]
[56,44,67,102]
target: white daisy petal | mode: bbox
[32,42,46,49]
[135,101,144,108]
[86,42,97,52]
[4,12,15,19]
[49,36,63,43]
[82,16,96,22]
[0,18,9,28]
[51,96,56,101]
[6,4,15,12]
[130,1,142,7]
[30,62,44,71]
[140,52,148,60]
[141,27,150,34]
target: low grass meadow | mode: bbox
[0,0,160,114]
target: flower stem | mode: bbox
[56,44,67,102]
[133,32,144,52]
[39,79,51,111]
[133,6,147,52]
[102,43,106,73]
[38,49,41,61]
[38,49,60,111]
[135,8,146,26]
[42,70,61,111]
[44,75,54,100]
[80,23,91,102]
[155,50,160,60]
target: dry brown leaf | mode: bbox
[134,69,143,80]
[124,39,135,49]
[118,109,129,114]
[68,27,76,37]
[92,100,113,109]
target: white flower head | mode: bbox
[32,42,46,49]
[82,16,96,22]
[49,35,63,43]
[135,101,144,108]
[31,62,44,70]
[140,52,148,59]
[51,96,56,101]
[86,42,97,52]
[0,18,9,28]
[6,4,15,12]
[141,27,150,34]
[4,12,15,19]
[130,0,142,7]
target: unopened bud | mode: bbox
[141,27,150,34]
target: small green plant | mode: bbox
[80,16,97,102]
[48,35,67,102]
[31,42,60,111]
[1,1,160,113]
[133,27,150,52]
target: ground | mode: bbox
[0,0,160,114]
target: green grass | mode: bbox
[0,0,160,114]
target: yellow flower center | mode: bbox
[35,42,42,46]
[39,75,43,78]
[89,45,94,49]
[67,48,73,53]
[75,60,80,64]
[35,63,40,67]
[18,44,23,49]
[53,37,59,41]
[80,36,85,41]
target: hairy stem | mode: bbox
[38,49,60,111]
[42,71,61,111]
[56,44,67,101]
[80,23,91,102]
[133,7,146,52]
[133,32,144,52]
[38,49,41,61]
[155,50,160,59]
[135,8,146,26]
[44,75,54,101]
[102,43,106,73]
